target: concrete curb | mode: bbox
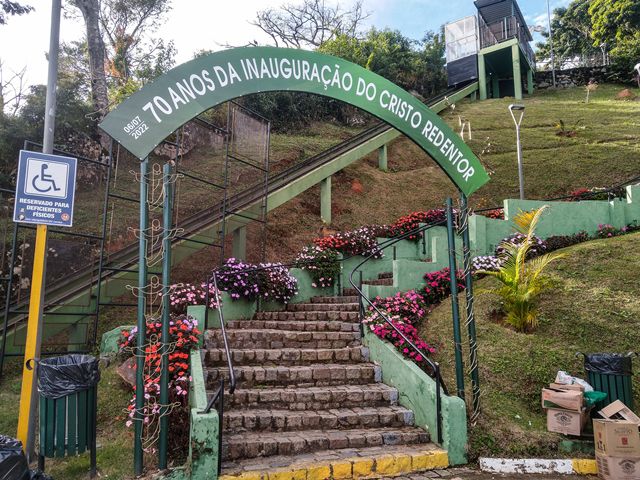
[479,458,598,475]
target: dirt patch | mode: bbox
[616,88,637,100]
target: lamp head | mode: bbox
[509,104,525,111]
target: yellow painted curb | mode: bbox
[572,459,598,475]
[219,448,449,479]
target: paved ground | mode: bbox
[377,467,597,479]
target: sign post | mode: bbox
[16,0,64,460]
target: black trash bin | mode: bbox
[581,352,635,412]
[37,354,100,478]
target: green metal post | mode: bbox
[320,176,332,224]
[459,191,480,423]
[159,162,172,469]
[478,53,487,101]
[512,43,523,100]
[378,144,388,171]
[446,198,465,401]
[134,158,149,475]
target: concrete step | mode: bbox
[310,295,359,304]
[342,288,359,296]
[254,310,360,322]
[378,272,394,279]
[206,363,382,389]
[286,302,360,312]
[222,405,415,433]
[226,319,360,333]
[362,278,393,286]
[222,383,399,411]
[222,426,431,461]
[204,329,361,350]
[219,443,445,479]
[204,346,369,367]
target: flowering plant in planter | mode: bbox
[119,315,200,453]
[168,282,220,315]
[423,267,466,306]
[213,258,261,300]
[313,225,386,258]
[596,224,627,238]
[479,208,504,220]
[294,245,340,288]
[471,255,503,274]
[370,290,428,325]
[387,209,447,241]
[256,262,298,303]
[495,232,546,259]
[363,312,436,369]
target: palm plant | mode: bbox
[479,206,564,333]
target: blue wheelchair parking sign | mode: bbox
[13,150,77,227]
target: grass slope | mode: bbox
[423,232,640,459]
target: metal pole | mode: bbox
[158,162,172,469]
[459,192,480,423]
[446,198,465,401]
[547,0,556,88]
[16,0,61,460]
[134,158,149,475]
[516,123,524,200]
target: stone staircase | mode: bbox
[203,284,448,479]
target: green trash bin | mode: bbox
[580,352,635,412]
[37,354,100,478]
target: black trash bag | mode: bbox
[0,435,29,480]
[584,353,633,376]
[28,471,52,480]
[37,354,100,399]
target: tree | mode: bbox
[0,0,32,25]
[0,60,26,115]
[252,0,368,48]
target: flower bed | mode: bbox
[371,290,429,325]
[387,209,447,241]
[294,245,340,288]
[169,283,219,315]
[313,225,386,258]
[423,267,466,305]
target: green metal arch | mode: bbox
[100,47,489,195]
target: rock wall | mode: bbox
[535,66,614,89]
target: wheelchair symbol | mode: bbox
[31,163,61,193]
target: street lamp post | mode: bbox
[509,104,526,200]
[547,0,557,88]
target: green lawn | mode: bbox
[423,231,640,460]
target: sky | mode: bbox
[0,0,571,89]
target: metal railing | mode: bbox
[478,14,535,67]
[348,221,450,445]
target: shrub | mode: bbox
[596,224,627,238]
[478,206,564,333]
[495,232,546,259]
[313,225,386,258]
[472,255,503,274]
[544,231,589,252]
[370,290,429,325]
[294,245,340,288]
[213,258,298,302]
[363,312,436,369]
[387,209,447,241]
[120,315,200,454]
[422,267,466,306]
[169,282,219,315]
[479,208,504,220]
[256,262,298,303]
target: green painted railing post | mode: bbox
[446,198,465,401]
[159,162,173,469]
[135,158,149,475]
[459,192,480,422]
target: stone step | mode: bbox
[227,319,360,333]
[206,363,382,389]
[378,272,394,279]
[222,383,399,411]
[362,278,393,286]
[204,329,361,350]
[219,443,445,479]
[286,302,360,312]
[310,295,358,304]
[222,426,431,461]
[342,288,359,296]
[254,310,360,322]
[205,346,369,367]
[223,405,415,433]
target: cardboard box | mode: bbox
[594,419,640,457]
[542,387,584,411]
[549,382,585,392]
[596,453,640,480]
[599,400,640,427]
[547,407,590,436]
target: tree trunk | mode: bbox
[71,0,111,153]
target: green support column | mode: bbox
[527,68,534,96]
[491,76,500,99]
[232,226,247,260]
[478,53,487,100]
[320,176,332,224]
[512,44,522,100]
[378,144,388,171]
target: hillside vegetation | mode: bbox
[424,232,640,459]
